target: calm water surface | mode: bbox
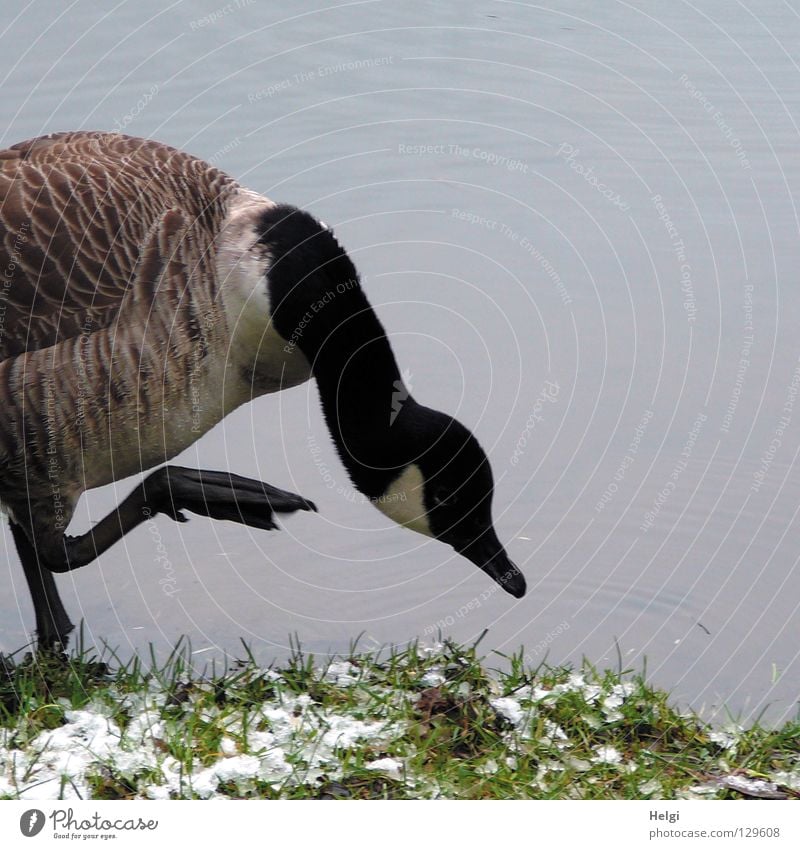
[1,1,799,723]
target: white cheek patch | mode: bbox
[373,464,433,537]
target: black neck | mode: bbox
[309,289,417,498]
[260,204,415,497]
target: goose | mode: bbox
[0,131,526,649]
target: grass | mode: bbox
[0,634,798,800]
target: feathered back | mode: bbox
[0,131,239,360]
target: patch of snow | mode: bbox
[188,769,218,799]
[491,697,524,725]
[19,776,84,801]
[39,710,120,758]
[321,716,386,749]
[566,673,586,690]
[257,748,292,783]
[593,745,623,765]
[600,692,625,721]
[323,661,360,686]
[125,710,165,743]
[213,754,262,783]
[545,720,567,739]
[580,684,603,703]
[110,748,158,776]
[365,757,404,779]
[0,680,407,800]
[720,774,786,799]
[602,709,624,722]
[529,686,557,702]
[243,728,276,754]
[220,737,238,757]
[709,727,741,750]
[0,707,123,799]
[540,720,568,746]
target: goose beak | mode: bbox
[457,530,527,598]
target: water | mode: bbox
[1,0,799,724]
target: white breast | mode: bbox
[216,192,312,393]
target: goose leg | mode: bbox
[42,466,316,574]
[10,520,74,648]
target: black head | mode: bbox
[255,204,525,598]
[382,407,527,598]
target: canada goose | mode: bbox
[0,131,526,649]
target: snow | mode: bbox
[709,727,742,751]
[323,661,361,687]
[321,716,387,749]
[0,682,399,800]
[365,758,404,779]
[716,774,789,799]
[189,755,263,798]
[490,697,524,726]
[0,709,124,799]
[220,737,238,757]
[540,720,568,747]
[0,659,784,800]
[593,746,623,765]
